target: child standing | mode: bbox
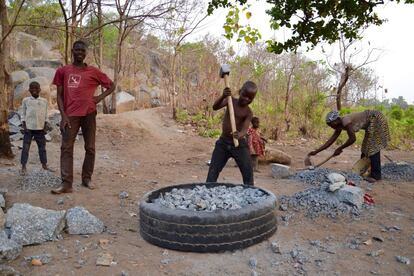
[247,117,266,172]
[206,81,258,186]
[20,81,50,175]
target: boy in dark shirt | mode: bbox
[206,81,258,185]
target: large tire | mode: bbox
[139,183,277,252]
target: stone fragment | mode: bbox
[96,253,113,266]
[367,249,384,257]
[329,181,346,192]
[271,163,290,179]
[327,173,346,184]
[0,231,22,263]
[5,203,65,245]
[0,264,21,276]
[30,259,42,266]
[372,236,384,242]
[270,242,281,254]
[395,256,410,265]
[119,191,129,199]
[25,254,52,264]
[66,206,104,235]
[248,257,257,269]
[336,186,364,209]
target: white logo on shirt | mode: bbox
[68,74,81,88]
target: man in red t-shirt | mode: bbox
[51,40,115,194]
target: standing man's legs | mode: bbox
[54,116,81,193]
[80,111,96,188]
[369,151,381,180]
[20,130,33,174]
[206,138,231,183]
[232,139,254,185]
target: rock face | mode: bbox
[336,186,364,209]
[66,207,104,235]
[14,76,51,103]
[10,71,30,86]
[5,203,66,245]
[116,91,135,113]
[24,67,55,82]
[0,231,22,263]
[10,31,60,61]
[271,163,291,179]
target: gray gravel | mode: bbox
[289,168,362,186]
[382,162,414,181]
[153,185,269,212]
[279,183,361,219]
[17,169,61,192]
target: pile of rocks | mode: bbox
[0,202,104,263]
[153,185,269,212]
[289,168,362,186]
[280,173,365,219]
[382,162,414,181]
[17,169,61,192]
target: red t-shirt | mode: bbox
[53,64,113,116]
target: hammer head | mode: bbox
[219,64,230,78]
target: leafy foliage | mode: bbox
[208,0,414,53]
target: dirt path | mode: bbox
[1,107,413,276]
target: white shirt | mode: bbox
[21,96,48,130]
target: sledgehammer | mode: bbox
[219,64,239,147]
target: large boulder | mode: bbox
[336,186,364,209]
[11,32,60,61]
[271,163,291,179]
[0,231,22,263]
[66,206,104,235]
[260,147,292,165]
[14,77,51,104]
[5,203,66,246]
[10,71,30,86]
[24,67,56,82]
[116,91,135,113]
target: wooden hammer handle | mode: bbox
[223,75,239,147]
[315,154,335,168]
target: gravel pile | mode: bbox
[382,162,414,181]
[18,169,61,192]
[289,168,362,186]
[153,185,268,212]
[280,183,361,219]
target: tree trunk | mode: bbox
[171,51,177,119]
[0,0,14,158]
[96,0,109,114]
[58,0,69,64]
[336,65,351,111]
[111,21,124,114]
[283,73,292,132]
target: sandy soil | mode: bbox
[0,107,413,276]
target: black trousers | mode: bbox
[206,137,254,185]
[21,130,47,166]
[362,151,381,180]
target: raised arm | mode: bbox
[212,87,231,110]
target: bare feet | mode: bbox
[82,180,96,190]
[51,187,73,194]
[20,167,27,176]
[364,176,378,183]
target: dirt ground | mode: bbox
[1,107,413,276]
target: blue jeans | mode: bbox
[206,137,254,185]
[21,130,47,166]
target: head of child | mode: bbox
[252,117,260,129]
[238,81,257,107]
[29,81,41,98]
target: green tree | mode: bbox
[208,0,414,53]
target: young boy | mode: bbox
[206,81,258,186]
[247,117,266,172]
[20,81,50,175]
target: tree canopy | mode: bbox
[208,0,414,53]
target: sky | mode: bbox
[190,1,414,104]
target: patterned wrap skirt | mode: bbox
[361,110,390,157]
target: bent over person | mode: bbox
[307,110,390,183]
[52,40,115,194]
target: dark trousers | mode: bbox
[61,111,96,188]
[362,151,381,180]
[206,137,254,185]
[21,130,47,166]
